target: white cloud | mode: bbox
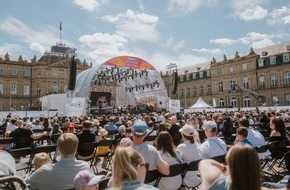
[73,0,109,12]
[79,32,130,63]
[102,9,159,42]
[239,6,268,21]
[192,48,222,54]
[165,37,185,51]
[210,38,238,45]
[268,6,290,25]
[168,0,217,16]
[251,39,275,48]
[0,43,22,56]
[0,17,59,54]
[147,52,208,71]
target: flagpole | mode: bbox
[60,22,62,44]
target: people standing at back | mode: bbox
[200,121,227,159]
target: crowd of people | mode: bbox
[0,108,289,189]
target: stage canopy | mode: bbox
[75,56,168,109]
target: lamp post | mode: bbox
[166,63,177,97]
[9,91,11,111]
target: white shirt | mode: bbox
[177,140,203,187]
[158,150,182,190]
[5,123,17,132]
[200,136,227,159]
[247,128,265,147]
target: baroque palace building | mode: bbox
[162,41,290,109]
[0,43,91,111]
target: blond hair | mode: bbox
[57,133,78,157]
[112,147,144,187]
[34,152,51,170]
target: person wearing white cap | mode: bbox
[74,170,105,190]
[176,124,203,188]
[131,120,170,176]
[199,120,227,159]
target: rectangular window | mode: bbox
[258,59,264,67]
[10,84,17,95]
[180,75,184,82]
[199,71,204,78]
[186,74,190,81]
[242,63,247,70]
[23,69,30,77]
[206,70,210,77]
[283,54,289,62]
[36,69,41,76]
[23,85,30,96]
[192,73,196,80]
[217,68,222,75]
[0,67,4,74]
[0,84,3,95]
[52,69,58,77]
[11,68,17,75]
[270,56,276,65]
[229,66,234,73]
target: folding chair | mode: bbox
[76,142,98,173]
[95,139,115,171]
[212,154,226,164]
[155,163,188,188]
[144,169,160,187]
[8,147,33,173]
[181,159,201,189]
[50,134,61,144]
[143,135,157,144]
[0,137,13,150]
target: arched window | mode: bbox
[271,74,278,87]
[219,98,225,107]
[259,76,265,88]
[243,77,249,89]
[218,81,223,92]
[230,97,237,108]
[243,96,251,107]
[51,84,58,93]
[63,84,68,93]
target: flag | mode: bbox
[60,22,62,30]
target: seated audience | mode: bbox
[108,147,158,189]
[236,127,253,146]
[29,133,90,190]
[269,116,288,142]
[199,143,262,190]
[74,170,105,190]
[155,131,183,190]
[76,121,96,159]
[177,124,203,188]
[9,119,47,149]
[24,152,51,185]
[131,120,169,176]
[200,121,227,159]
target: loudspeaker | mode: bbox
[172,71,178,94]
[68,57,77,90]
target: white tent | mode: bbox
[189,97,211,108]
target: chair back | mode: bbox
[50,134,61,144]
[0,137,13,145]
[212,154,226,164]
[144,169,160,186]
[255,144,270,153]
[9,147,32,159]
[34,144,57,155]
[155,163,187,187]
[77,142,98,156]
[99,177,110,190]
[284,151,290,173]
[143,135,157,142]
[97,139,114,147]
[182,159,201,178]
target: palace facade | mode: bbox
[0,43,91,111]
[162,41,290,109]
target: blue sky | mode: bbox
[0,0,290,71]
